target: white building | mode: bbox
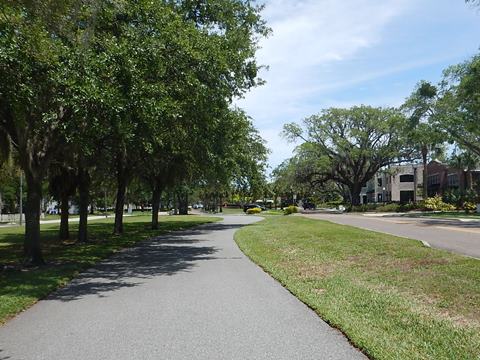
[360,164,424,204]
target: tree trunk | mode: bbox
[78,168,90,243]
[24,174,44,265]
[151,184,161,230]
[422,146,428,199]
[114,176,127,235]
[178,191,188,215]
[467,169,473,190]
[59,193,70,240]
[350,184,362,206]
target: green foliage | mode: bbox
[0,0,269,260]
[463,201,477,213]
[399,202,424,212]
[348,203,379,212]
[376,203,401,212]
[284,106,410,205]
[424,196,457,211]
[436,55,480,157]
[443,188,478,207]
[0,161,21,213]
[283,205,299,215]
[246,207,262,214]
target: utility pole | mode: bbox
[19,172,23,225]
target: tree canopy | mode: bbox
[284,106,410,205]
[0,0,269,264]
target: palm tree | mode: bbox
[403,81,444,199]
[450,151,479,191]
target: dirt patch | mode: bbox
[294,261,334,279]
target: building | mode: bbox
[426,160,480,197]
[361,164,424,204]
[360,160,480,205]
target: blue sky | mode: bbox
[236,0,480,172]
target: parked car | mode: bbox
[243,203,266,212]
[302,202,316,210]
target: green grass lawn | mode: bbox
[205,207,283,216]
[261,209,284,216]
[235,216,480,360]
[409,211,480,219]
[0,214,220,325]
[219,207,244,214]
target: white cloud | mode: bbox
[238,0,414,169]
[257,0,406,68]
[238,0,480,170]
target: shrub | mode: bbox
[443,189,463,207]
[326,199,344,207]
[349,205,368,212]
[398,203,421,212]
[414,200,427,211]
[376,203,401,212]
[246,207,262,214]
[443,189,478,207]
[349,204,378,212]
[463,201,477,213]
[284,206,299,215]
[424,195,457,211]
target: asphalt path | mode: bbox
[0,215,364,360]
[302,213,480,259]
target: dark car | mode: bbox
[302,202,316,210]
[243,203,266,212]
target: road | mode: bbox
[302,212,480,259]
[0,215,364,360]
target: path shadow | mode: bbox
[414,218,480,229]
[161,222,246,235]
[47,227,223,302]
[0,349,10,360]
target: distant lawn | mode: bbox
[235,216,480,360]
[0,215,220,325]
[261,209,284,216]
[210,207,283,216]
[219,207,244,215]
[410,211,480,219]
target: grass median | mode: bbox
[235,215,480,360]
[0,214,220,325]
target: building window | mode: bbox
[400,191,415,203]
[447,173,459,187]
[428,174,440,186]
[399,174,414,183]
[377,178,382,187]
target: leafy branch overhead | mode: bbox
[0,0,269,264]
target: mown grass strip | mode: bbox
[235,216,480,360]
[0,215,220,325]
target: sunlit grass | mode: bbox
[235,216,480,360]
